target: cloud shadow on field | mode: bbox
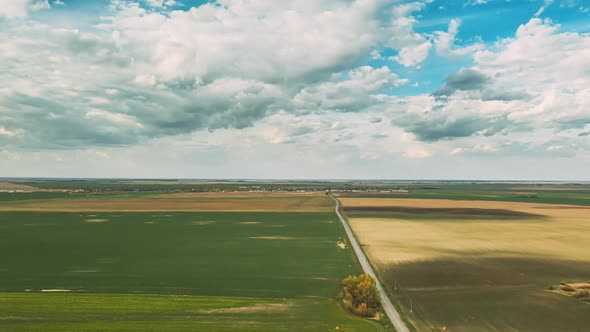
[343,206,545,218]
[381,253,590,290]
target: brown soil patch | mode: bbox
[207,302,293,313]
[41,289,70,292]
[339,197,590,219]
[192,221,216,225]
[344,206,541,217]
[337,241,347,249]
[85,219,109,223]
[240,222,261,225]
[0,193,332,212]
[158,191,326,199]
[248,236,295,240]
[0,182,38,191]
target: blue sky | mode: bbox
[1,0,589,179]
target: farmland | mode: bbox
[339,195,590,331]
[337,182,590,206]
[3,179,590,331]
[0,293,381,332]
[0,192,387,331]
[0,192,334,212]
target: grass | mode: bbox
[341,198,590,331]
[0,293,383,331]
[337,183,590,206]
[0,212,356,297]
[0,210,387,331]
[0,192,74,202]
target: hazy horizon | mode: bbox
[2,177,589,183]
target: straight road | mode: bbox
[329,194,410,332]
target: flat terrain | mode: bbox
[340,197,590,331]
[338,183,590,206]
[0,192,333,212]
[0,193,384,331]
[1,293,381,331]
[0,182,39,191]
[0,211,353,296]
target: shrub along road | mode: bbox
[330,194,410,332]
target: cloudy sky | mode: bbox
[1,0,589,180]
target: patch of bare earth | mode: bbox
[337,241,347,249]
[159,191,326,198]
[240,222,260,225]
[0,192,332,212]
[207,303,293,313]
[85,219,109,223]
[192,221,216,225]
[0,182,39,191]
[339,197,590,219]
[248,236,295,240]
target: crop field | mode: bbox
[0,194,386,331]
[338,183,590,206]
[1,293,383,332]
[0,192,334,212]
[0,182,39,191]
[339,196,590,331]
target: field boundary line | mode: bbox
[329,194,410,332]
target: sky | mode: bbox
[0,0,589,180]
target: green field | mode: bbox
[339,183,590,206]
[0,211,386,331]
[0,192,74,202]
[1,293,382,331]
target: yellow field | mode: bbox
[0,192,333,212]
[342,197,590,264]
[341,197,590,265]
[340,197,590,331]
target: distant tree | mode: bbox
[341,274,381,317]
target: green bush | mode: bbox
[341,274,381,317]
